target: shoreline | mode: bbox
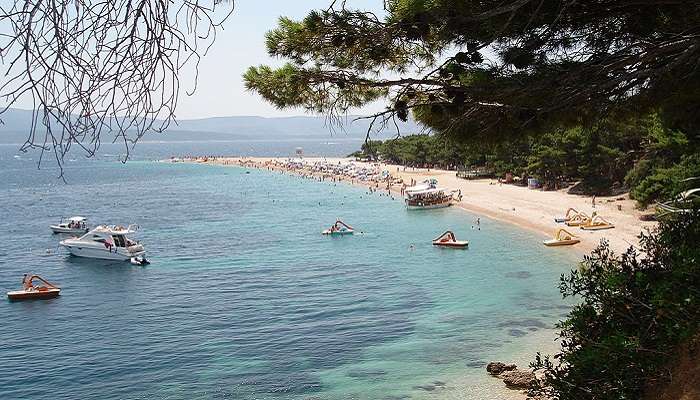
[180,156,656,256]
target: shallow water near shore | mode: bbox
[1,144,577,400]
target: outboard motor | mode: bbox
[130,256,150,266]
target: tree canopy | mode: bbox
[245,0,700,141]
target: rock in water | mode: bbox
[500,370,537,389]
[486,362,517,375]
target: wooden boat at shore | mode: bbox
[322,220,355,235]
[405,188,453,210]
[432,231,469,248]
[405,180,454,210]
[7,275,61,301]
[543,229,580,246]
[580,215,615,230]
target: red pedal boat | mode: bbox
[7,274,61,301]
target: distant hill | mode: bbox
[0,108,423,143]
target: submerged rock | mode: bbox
[486,362,540,393]
[500,370,537,389]
[486,362,517,375]
[508,328,527,337]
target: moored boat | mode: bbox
[543,228,580,246]
[432,231,469,248]
[60,225,145,261]
[580,215,615,231]
[7,274,61,301]
[565,212,591,227]
[50,216,89,235]
[405,180,455,210]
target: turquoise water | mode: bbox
[0,144,576,399]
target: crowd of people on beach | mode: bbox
[184,156,411,196]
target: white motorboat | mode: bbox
[50,216,89,235]
[60,225,145,261]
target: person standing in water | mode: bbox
[22,274,33,290]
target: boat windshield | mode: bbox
[112,235,127,247]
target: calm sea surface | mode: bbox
[0,141,577,400]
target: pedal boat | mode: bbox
[580,215,615,230]
[7,275,60,301]
[543,228,580,246]
[60,225,145,261]
[50,216,89,235]
[554,208,580,223]
[565,212,591,227]
[322,220,355,235]
[432,231,469,248]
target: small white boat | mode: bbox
[322,220,355,235]
[50,216,89,235]
[60,225,145,261]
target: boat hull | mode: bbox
[432,241,469,248]
[406,202,452,210]
[60,242,145,261]
[543,239,580,246]
[322,230,354,235]
[580,225,615,231]
[50,226,88,235]
[7,288,60,301]
[565,221,587,227]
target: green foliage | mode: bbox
[624,114,700,205]
[358,114,670,196]
[531,211,700,400]
[243,64,385,113]
[355,134,468,168]
[245,1,700,142]
[527,145,567,189]
[629,154,700,206]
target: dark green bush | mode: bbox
[531,211,700,400]
[629,154,700,206]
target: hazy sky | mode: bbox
[176,1,386,119]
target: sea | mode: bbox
[0,139,578,400]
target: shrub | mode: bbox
[531,210,700,400]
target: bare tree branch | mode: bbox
[0,0,234,176]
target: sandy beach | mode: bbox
[185,156,657,256]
